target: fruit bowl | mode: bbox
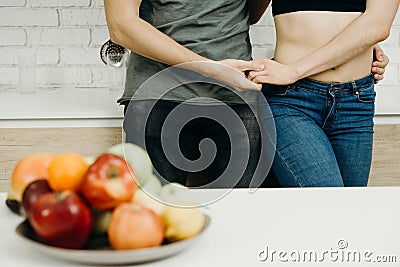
[15,214,211,265]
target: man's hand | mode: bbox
[372,45,389,84]
[201,59,265,92]
[247,58,300,85]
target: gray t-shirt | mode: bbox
[119,0,254,105]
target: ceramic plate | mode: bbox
[16,215,210,265]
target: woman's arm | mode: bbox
[104,0,262,91]
[248,0,271,25]
[249,0,398,84]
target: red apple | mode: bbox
[22,179,52,219]
[80,153,137,210]
[30,192,92,249]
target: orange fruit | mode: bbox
[48,153,89,192]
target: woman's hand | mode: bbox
[247,58,300,85]
[372,45,389,84]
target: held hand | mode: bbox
[372,45,389,84]
[205,59,264,92]
[247,58,299,85]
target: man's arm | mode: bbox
[372,45,389,83]
[105,0,207,66]
[248,0,271,25]
[104,0,262,90]
[249,0,398,84]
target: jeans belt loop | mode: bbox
[351,80,358,95]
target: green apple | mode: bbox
[159,183,193,206]
[133,174,164,215]
[107,143,153,187]
[141,174,162,196]
[91,209,112,235]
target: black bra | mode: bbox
[272,0,366,17]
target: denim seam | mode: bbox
[356,88,376,103]
[324,105,339,133]
[293,84,373,96]
[302,73,374,87]
[322,95,335,130]
[330,103,340,131]
[268,103,316,119]
[292,86,327,96]
[275,149,304,187]
[356,96,375,103]
[357,85,375,91]
[333,92,348,97]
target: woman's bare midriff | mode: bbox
[274,11,374,83]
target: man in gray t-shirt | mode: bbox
[105,0,277,188]
[120,0,254,105]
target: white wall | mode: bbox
[0,1,399,116]
[0,0,108,89]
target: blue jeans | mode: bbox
[262,73,375,187]
[123,99,279,188]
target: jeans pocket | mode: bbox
[356,87,376,103]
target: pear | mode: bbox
[161,206,205,241]
[6,189,21,215]
[7,189,17,201]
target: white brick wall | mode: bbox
[30,0,91,8]
[0,8,59,26]
[0,0,25,7]
[0,0,108,88]
[0,29,26,46]
[0,2,399,114]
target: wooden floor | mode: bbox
[369,124,400,186]
[0,125,399,192]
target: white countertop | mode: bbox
[1,188,400,267]
[0,88,124,128]
[0,88,123,120]
[0,87,400,128]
